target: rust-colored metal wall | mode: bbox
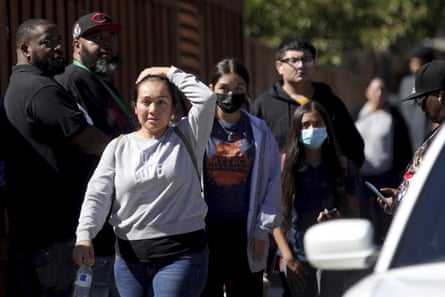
[0,0,245,102]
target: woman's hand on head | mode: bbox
[135,67,171,84]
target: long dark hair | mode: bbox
[281,101,348,238]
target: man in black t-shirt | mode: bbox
[56,11,137,136]
[55,12,137,296]
[4,18,109,296]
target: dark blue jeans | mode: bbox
[91,256,120,297]
[114,247,208,297]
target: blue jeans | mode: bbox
[114,247,208,297]
[91,256,120,297]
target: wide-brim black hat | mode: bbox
[403,60,445,101]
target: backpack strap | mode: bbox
[173,126,200,180]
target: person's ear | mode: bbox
[73,39,80,49]
[20,43,31,60]
[275,61,284,75]
[208,83,214,91]
[438,90,444,103]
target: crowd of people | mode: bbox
[0,11,444,297]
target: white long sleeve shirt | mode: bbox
[75,66,216,242]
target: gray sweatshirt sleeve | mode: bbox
[168,66,216,173]
[75,137,119,242]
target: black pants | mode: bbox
[201,220,263,297]
[6,240,76,297]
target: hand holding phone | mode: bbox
[326,209,338,216]
[319,208,338,222]
[364,181,390,207]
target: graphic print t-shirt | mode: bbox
[204,113,255,222]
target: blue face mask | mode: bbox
[300,127,328,150]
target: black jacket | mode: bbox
[251,80,365,168]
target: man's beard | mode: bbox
[33,51,66,75]
[80,47,119,76]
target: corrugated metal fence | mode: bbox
[0,0,245,101]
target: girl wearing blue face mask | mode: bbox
[273,101,360,297]
[201,58,283,297]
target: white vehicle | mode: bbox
[304,126,445,296]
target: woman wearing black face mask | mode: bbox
[200,58,283,297]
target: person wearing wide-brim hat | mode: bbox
[378,60,445,215]
[398,45,435,151]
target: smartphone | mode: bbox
[322,208,338,220]
[327,209,338,216]
[364,181,390,207]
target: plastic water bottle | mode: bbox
[72,265,93,297]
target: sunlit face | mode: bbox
[28,23,65,75]
[134,80,173,138]
[276,49,315,83]
[77,29,119,75]
[301,110,326,130]
[409,57,423,74]
[212,73,247,94]
[422,91,445,123]
[366,78,387,109]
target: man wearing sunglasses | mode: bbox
[378,60,445,215]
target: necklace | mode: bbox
[218,119,238,141]
[225,130,237,141]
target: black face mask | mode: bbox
[216,93,246,113]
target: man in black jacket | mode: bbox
[251,37,364,168]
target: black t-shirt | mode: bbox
[56,64,138,255]
[55,64,136,136]
[4,64,90,246]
